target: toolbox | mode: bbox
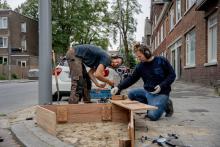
[89,89,112,99]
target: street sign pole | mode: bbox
[38,0,52,104]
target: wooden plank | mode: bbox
[111,104,130,123]
[35,105,56,135]
[66,103,112,123]
[41,103,129,123]
[130,111,135,147]
[56,106,68,123]
[110,100,158,111]
[119,139,131,147]
[101,105,112,121]
[42,105,56,112]
[112,95,127,100]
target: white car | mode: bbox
[52,60,71,101]
[52,59,115,101]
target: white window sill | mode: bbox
[184,64,196,69]
[204,61,218,67]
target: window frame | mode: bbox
[21,39,27,51]
[186,0,196,11]
[170,9,174,31]
[0,56,8,64]
[21,22,26,32]
[160,24,164,42]
[207,13,217,63]
[176,0,181,22]
[17,60,27,68]
[185,29,196,66]
[0,17,8,29]
[0,37,8,48]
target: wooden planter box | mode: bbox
[36,98,157,147]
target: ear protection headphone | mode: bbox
[139,45,151,59]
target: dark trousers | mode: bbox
[66,48,91,104]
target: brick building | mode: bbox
[149,0,220,86]
[0,10,38,79]
[143,17,152,47]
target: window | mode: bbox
[0,37,8,48]
[170,9,174,31]
[21,39,27,51]
[176,0,181,21]
[207,13,217,63]
[18,60,26,67]
[186,0,196,11]
[158,31,160,45]
[0,17,8,29]
[154,15,157,26]
[186,29,195,66]
[0,56,8,64]
[160,24,164,42]
[21,22,26,32]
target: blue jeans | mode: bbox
[128,88,169,121]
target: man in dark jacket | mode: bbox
[111,43,176,121]
[66,44,123,104]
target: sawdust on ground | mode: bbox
[56,122,128,147]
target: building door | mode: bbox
[171,46,181,79]
[171,50,176,73]
[176,46,181,79]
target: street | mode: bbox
[0,81,38,114]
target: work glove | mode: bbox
[150,85,161,94]
[111,87,119,95]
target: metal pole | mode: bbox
[38,0,52,104]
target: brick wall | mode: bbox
[150,0,220,86]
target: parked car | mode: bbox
[52,60,70,101]
[28,68,39,80]
[52,58,113,101]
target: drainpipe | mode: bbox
[38,0,52,104]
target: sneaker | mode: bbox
[165,99,174,117]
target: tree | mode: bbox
[16,0,111,54]
[52,0,111,53]
[15,0,38,20]
[0,0,11,9]
[110,0,141,67]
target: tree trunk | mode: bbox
[123,36,130,68]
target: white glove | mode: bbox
[111,87,119,95]
[150,85,161,94]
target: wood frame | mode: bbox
[36,100,157,147]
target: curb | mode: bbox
[0,80,37,83]
[11,121,72,147]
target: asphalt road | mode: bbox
[0,81,38,114]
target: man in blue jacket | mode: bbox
[111,43,176,121]
[66,44,123,104]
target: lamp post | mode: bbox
[39,0,52,104]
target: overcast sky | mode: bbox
[134,0,151,42]
[6,0,151,46]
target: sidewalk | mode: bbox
[1,81,220,147]
[0,79,37,84]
